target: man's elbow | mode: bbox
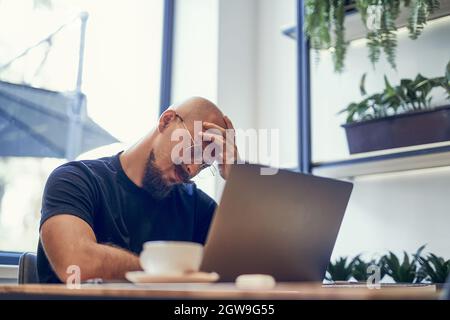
[40,215,101,283]
[50,243,101,283]
[53,261,94,284]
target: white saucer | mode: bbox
[125,271,220,284]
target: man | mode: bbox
[38,97,238,283]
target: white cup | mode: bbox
[140,241,204,275]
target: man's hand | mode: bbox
[201,115,239,180]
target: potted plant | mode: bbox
[417,253,450,287]
[304,0,441,72]
[328,246,450,285]
[352,256,387,282]
[339,61,450,153]
[379,245,426,283]
[326,256,359,282]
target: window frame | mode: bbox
[159,0,175,114]
[0,251,21,265]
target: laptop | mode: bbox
[200,163,353,282]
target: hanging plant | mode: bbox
[332,0,347,72]
[355,0,402,69]
[305,0,347,72]
[407,0,440,39]
[304,0,441,72]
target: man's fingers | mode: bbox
[200,132,224,144]
[203,122,226,135]
[224,116,235,130]
[203,117,236,144]
[201,132,234,149]
[201,132,236,163]
[223,116,236,144]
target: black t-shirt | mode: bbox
[37,153,217,283]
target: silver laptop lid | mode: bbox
[200,164,353,282]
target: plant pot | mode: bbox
[342,105,450,154]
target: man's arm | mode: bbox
[40,214,141,283]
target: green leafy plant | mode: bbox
[339,60,450,124]
[380,245,426,283]
[304,0,441,72]
[351,257,373,281]
[417,253,450,283]
[329,247,450,283]
[356,0,402,69]
[352,256,387,281]
[332,0,347,72]
[407,0,440,40]
[326,256,359,281]
[305,0,347,72]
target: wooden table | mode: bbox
[0,282,441,300]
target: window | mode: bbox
[0,0,164,252]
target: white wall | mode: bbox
[334,166,450,260]
[215,0,259,197]
[172,0,219,104]
[217,0,257,131]
[256,0,297,169]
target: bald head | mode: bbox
[121,96,233,198]
[170,97,226,128]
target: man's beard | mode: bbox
[142,150,174,200]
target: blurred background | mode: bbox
[0,0,449,277]
[0,0,163,251]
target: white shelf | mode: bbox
[312,141,450,179]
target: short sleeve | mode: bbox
[193,189,217,244]
[40,163,97,230]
